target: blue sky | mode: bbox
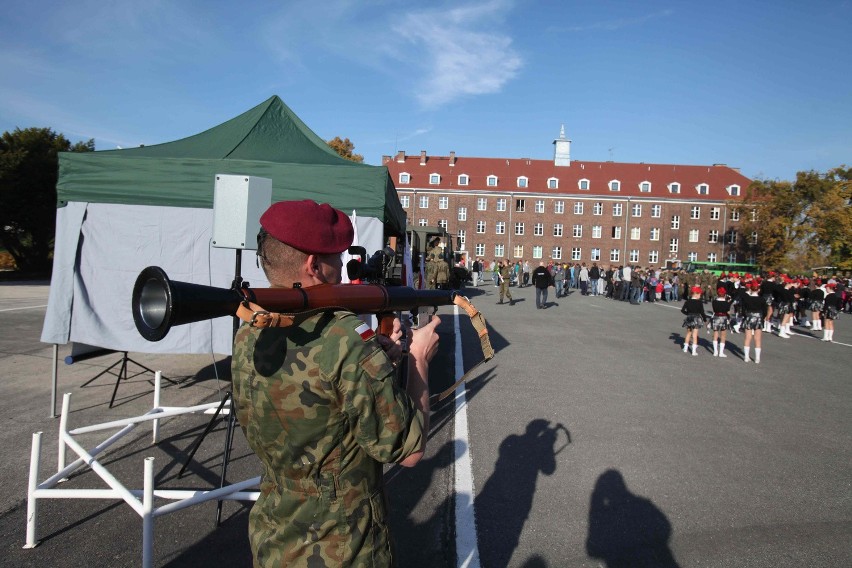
[1,0,850,182]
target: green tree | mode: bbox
[326,136,364,163]
[0,127,94,273]
[734,166,852,272]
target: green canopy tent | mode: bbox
[41,96,405,359]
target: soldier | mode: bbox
[232,200,441,567]
[425,254,437,289]
[435,256,450,289]
[497,259,514,305]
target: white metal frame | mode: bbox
[25,371,260,568]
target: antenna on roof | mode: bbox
[608,147,615,161]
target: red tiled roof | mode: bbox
[384,154,752,201]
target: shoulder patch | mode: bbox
[354,322,375,341]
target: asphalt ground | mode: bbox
[0,280,850,567]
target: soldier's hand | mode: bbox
[410,316,441,364]
[377,317,405,362]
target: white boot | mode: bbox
[719,342,727,357]
[691,344,698,356]
[743,346,750,362]
[713,340,719,356]
[822,329,830,341]
[683,343,689,352]
[754,348,761,364]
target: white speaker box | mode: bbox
[211,174,272,249]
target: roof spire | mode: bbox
[553,125,571,167]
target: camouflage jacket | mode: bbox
[232,310,425,567]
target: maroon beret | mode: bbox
[260,200,354,254]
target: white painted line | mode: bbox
[0,304,48,312]
[453,304,481,568]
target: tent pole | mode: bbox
[50,344,58,419]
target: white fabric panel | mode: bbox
[41,202,382,355]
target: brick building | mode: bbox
[382,128,754,268]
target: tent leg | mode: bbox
[50,345,58,419]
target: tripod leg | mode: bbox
[178,393,230,478]
[216,395,237,525]
[108,353,130,408]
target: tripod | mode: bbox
[177,249,243,525]
[79,351,170,408]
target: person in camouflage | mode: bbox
[232,200,441,567]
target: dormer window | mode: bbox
[696,183,709,195]
[609,180,621,192]
[458,174,469,186]
[429,173,441,185]
[547,177,559,189]
[487,175,498,187]
[517,176,528,188]
[639,181,652,192]
[579,178,590,190]
[399,172,410,184]
[727,184,741,196]
[668,182,681,194]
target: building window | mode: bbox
[650,228,660,241]
[710,207,720,220]
[475,243,485,256]
[400,195,410,208]
[640,181,651,193]
[516,199,526,212]
[613,203,623,216]
[707,252,717,262]
[548,178,559,189]
[731,209,740,221]
[689,229,699,243]
[399,173,410,184]
[651,204,661,218]
[751,231,758,245]
[571,247,582,261]
[517,176,528,188]
[477,198,487,211]
[612,226,622,239]
[458,207,467,221]
[631,203,642,217]
[669,182,681,194]
[747,254,757,264]
[515,222,525,235]
[610,248,620,262]
[495,244,504,257]
[573,224,583,238]
[630,227,641,240]
[430,173,441,185]
[419,218,428,226]
[592,225,602,239]
[552,246,562,260]
[535,200,545,213]
[487,175,498,187]
[458,174,469,186]
[629,249,639,263]
[671,215,680,229]
[591,248,601,261]
[579,179,590,190]
[555,200,565,214]
[573,202,584,214]
[708,230,719,243]
[495,221,506,235]
[532,245,542,259]
[609,180,621,192]
[649,250,659,264]
[476,221,486,233]
[728,252,737,263]
[688,252,698,262]
[439,196,449,209]
[553,223,563,237]
[515,245,525,258]
[458,229,466,245]
[534,222,544,236]
[670,238,679,253]
[593,202,603,215]
[438,219,448,229]
[727,230,737,245]
[728,184,741,196]
[697,183,709,195]
[496,198,507,211]
[419,195,429,209]
[690,206,700,220]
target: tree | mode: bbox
[734,166,852,273]
[326,136,364,163]
[0,127,94,273]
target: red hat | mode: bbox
[690,286,702,294]
[826,282,837,289]
[260,200,354,254]
[747,280,761,290]
[717,287,727,296]
[802,278,810,285]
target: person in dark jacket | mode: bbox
[531,262,553,309]
[681,286,707,356]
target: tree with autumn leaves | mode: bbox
[733,167,851,273]
[326,136,363,163]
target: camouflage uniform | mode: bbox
[435,260,449,289]
[425,257,437,290]
[498,264,513,303]
[232,310,425,567]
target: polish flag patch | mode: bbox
[355,323,375,341]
